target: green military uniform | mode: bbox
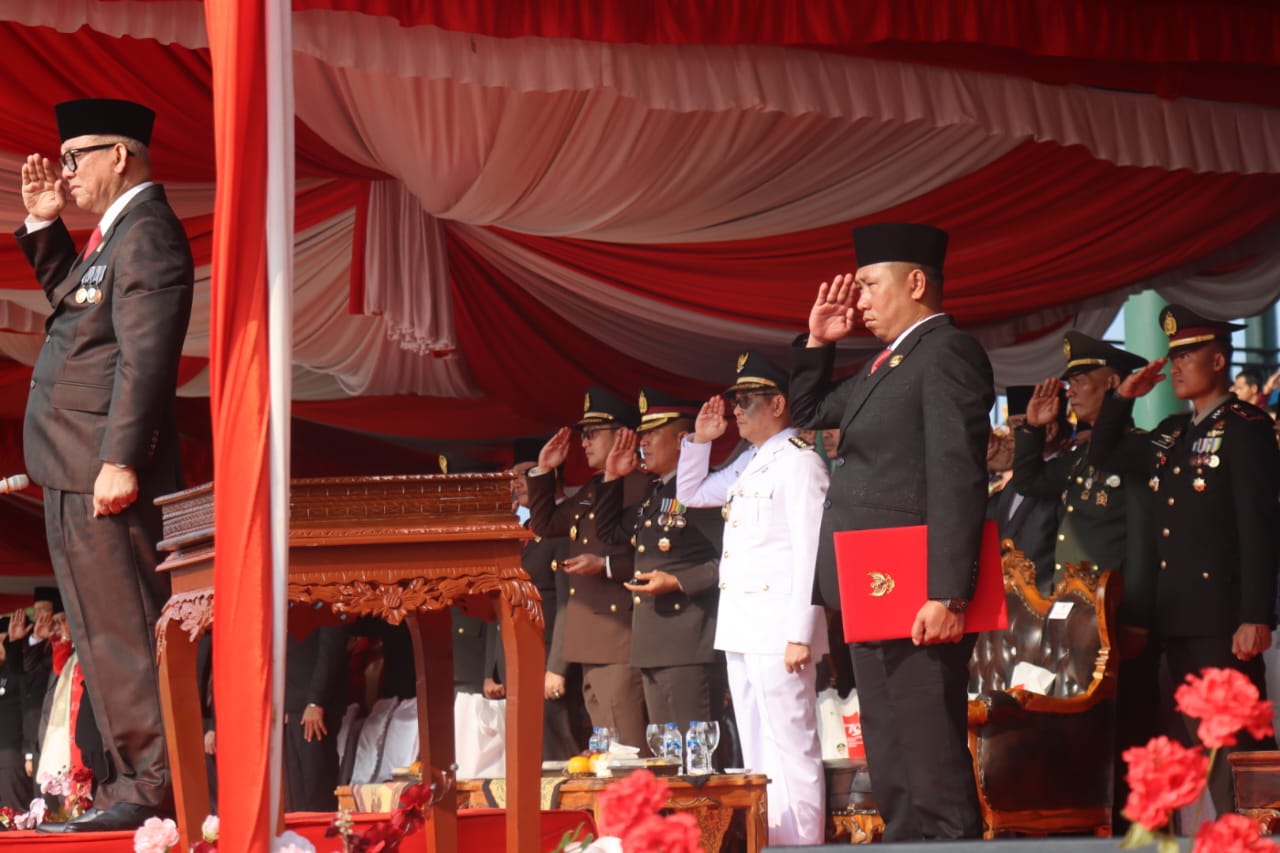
[1010,332,1156,629]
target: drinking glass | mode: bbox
[645,724,664,758]
[703,721,721,768]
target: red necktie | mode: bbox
[83,226,103,257]
[868,347,893,375]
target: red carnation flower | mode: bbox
[1175,668,1275,749]
[621,811,701,853]
[596,769,669,838]
[1122,736,1209,830]
[1192,813,1280,853]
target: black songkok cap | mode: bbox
[851,222,948,270]
[55,98,155,145]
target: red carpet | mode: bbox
[0,809,595,852]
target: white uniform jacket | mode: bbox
[676,428,830,656]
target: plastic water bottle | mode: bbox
[685,722,711,775]
[589,727,607,753]
[662,722,683,766]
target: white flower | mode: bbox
[132,816,180,853]
[271,830,315,852]
[14,799,47,830]
[38,770,69,797]
[201,813,220,842]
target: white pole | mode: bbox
[264,0,294,826]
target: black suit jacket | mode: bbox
[988,485,1061,592]
[284,625,349,713]
[790,315,995,610]
[17,184,194,494]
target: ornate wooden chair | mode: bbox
[966,544,1120,838]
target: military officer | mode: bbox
[1009,332,1158,831]
[527,389,650,751]
[1091,304,1280,815]
[594,388,724,735]
[676,350,829,846]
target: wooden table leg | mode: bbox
[408,609,457,853]
[156,624,210,852]
[499,596,544,853]
[746,787,768,853]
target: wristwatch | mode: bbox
[933,598,968,613]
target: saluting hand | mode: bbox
[694,397,727,444]
[1115,359,1168,400]
[538,427,573,472]
[20,154,65,222]
[807,274,857,347]
[1025,378,1063,427]
[603,428,638,481]
[7,609,30,642]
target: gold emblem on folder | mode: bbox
[868,572,896,597]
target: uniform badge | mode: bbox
[736,352,748,374]
[1080,489,1090,502]
[570,524,579,542]
[1163,311,1178,337]
[583,391,591,413]
[789,435,810,449]
[1148,476,1160,492]
[1105,474,1120,488]
[74,287,88,304]
[1095,491,1108,508]
[638,390,648,414]
[1208,454,1220,468]
[1193,477,1206,492]
[888,354,904,368]
[1063,338,1072,361]
[657,537,671,552]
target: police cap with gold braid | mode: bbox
[635,387,701,434]
[726,349,788,395]
[1061,331,1147,379]
[576,386,640,430]
[1159,304,1244,353]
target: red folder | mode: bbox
[835,520,1008,642]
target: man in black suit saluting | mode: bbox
[789,223,993,840]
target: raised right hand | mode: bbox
[694,396,727,444]
[7,609,29,642]
[1116,359,1168,400]
[807,274,857,346]
[20,154,65,222]
[604,428,638,480]
[538,427,572,471]
[1025,378,1062,427]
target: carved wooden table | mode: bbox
[1230,750,1280,834]
[152,474,542,853]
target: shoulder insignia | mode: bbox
[1228,401,1270,422]
[789,436,811,449]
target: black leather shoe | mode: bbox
[58,803,169,833]
[35,807,102,833]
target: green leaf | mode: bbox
[1157,836,1182,853]
[1120,822,1156,849]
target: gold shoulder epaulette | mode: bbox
[789,436,811,449]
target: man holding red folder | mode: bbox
[790,223,994,841]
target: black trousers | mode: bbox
[852,636,982,841]
[1164,635,1276,816]
[0,749,30,811]
[283,707,341,812]
[44,488,171,810]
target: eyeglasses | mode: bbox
[60,144,132,173]
[727,391,779,411]
[580,426,618,441]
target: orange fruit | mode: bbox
[566,755,591,775]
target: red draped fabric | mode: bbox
[492,141,1280,333]
[204,0,273,849]
[289,0,1280,107]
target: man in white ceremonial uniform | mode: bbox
[676,350,829,846]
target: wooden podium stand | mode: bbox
[152,473,542,853]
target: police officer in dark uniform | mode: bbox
[527,389,651,751]
[1090,304,1280,814]
[593,389,725,733]
[1010,331,1158,830]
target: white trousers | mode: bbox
[726,650,825,846]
